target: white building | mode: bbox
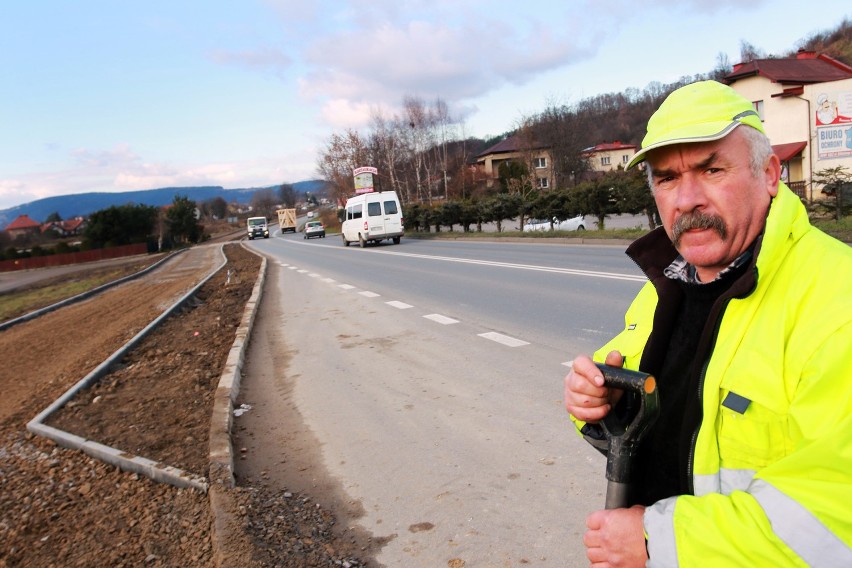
[726,50,852,201]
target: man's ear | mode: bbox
[765,154,781,197]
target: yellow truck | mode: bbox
[276,208,297,233]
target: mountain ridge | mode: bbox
[0,180,326,226]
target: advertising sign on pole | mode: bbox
[354,166,378,194]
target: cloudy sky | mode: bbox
[2,1,850,210]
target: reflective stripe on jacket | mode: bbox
[591,184,852,566]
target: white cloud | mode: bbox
[209,46,292,75]
[72,144,140,169]
[0,179,29,207]
[319,98,376,129]
[297,15,592,131]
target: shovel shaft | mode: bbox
[605,481,630,510]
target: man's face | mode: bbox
[646,127,780,282]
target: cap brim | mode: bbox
[627,121,741,169]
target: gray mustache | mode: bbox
[672,211,727,246]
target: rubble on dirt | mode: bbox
[0,243,377,567]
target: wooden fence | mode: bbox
[0,243,149,272]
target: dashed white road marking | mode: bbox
[478,332,529,347]
[297,269,308,274]
[423,314,459,325]
[288,266,298,270]
[288,262,548,356]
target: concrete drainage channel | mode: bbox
[23,241,268,564]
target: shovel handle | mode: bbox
[594,364,660,509]
[594,363,657,397]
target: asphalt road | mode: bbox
[0,254,154,294]
[240,232,647,567]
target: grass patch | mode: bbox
[812,216,852,244]
[0,259,157,322]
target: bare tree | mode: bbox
[739,40,766,63]
[432,97,454,200]
[278,183,297,208]
[316,129,371,206]
[711,52,732,81]
[404,96,432,203]
[250,189,278,218]
[369,109,408,201]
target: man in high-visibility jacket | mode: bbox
[565,80,852,567]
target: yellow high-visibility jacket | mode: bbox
[591,184,852,566]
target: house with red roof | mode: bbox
[582,141,638,172]
[4,214,42,240]
[474,134,554,190]
[725,50,852,201]
[40,217,87,238]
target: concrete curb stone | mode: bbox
[207,241,267,568]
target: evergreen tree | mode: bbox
[84,204,158,248]
[165,195,202,245]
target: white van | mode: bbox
[341,191,404,247]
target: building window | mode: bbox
[533,157,547,169]
[537,177,549,189]
[601,156,611,166]
[622,154,629,163]
[753,100,765,121]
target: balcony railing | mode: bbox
[788,180,807,199]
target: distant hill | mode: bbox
[0,180,328,226]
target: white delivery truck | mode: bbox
[341,190,404,247]
[276,208,297,233]
[246,216,269,239]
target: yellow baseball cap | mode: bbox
[627,81,766,169]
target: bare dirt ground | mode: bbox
[0,242,378,567]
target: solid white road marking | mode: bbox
[282,240,645,282]
[423,314,459,325]
[386,301,413,309]
[478,332,529,347]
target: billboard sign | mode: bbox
[354,166,378,194]
[817,125,852,160]
[815,89,852,161]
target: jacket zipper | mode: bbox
[686,297,731,495]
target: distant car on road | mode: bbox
[522,215,586,232]
[303,221,325,239]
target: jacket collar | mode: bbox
[627,182,804,288]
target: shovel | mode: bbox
[594,363,660,509]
